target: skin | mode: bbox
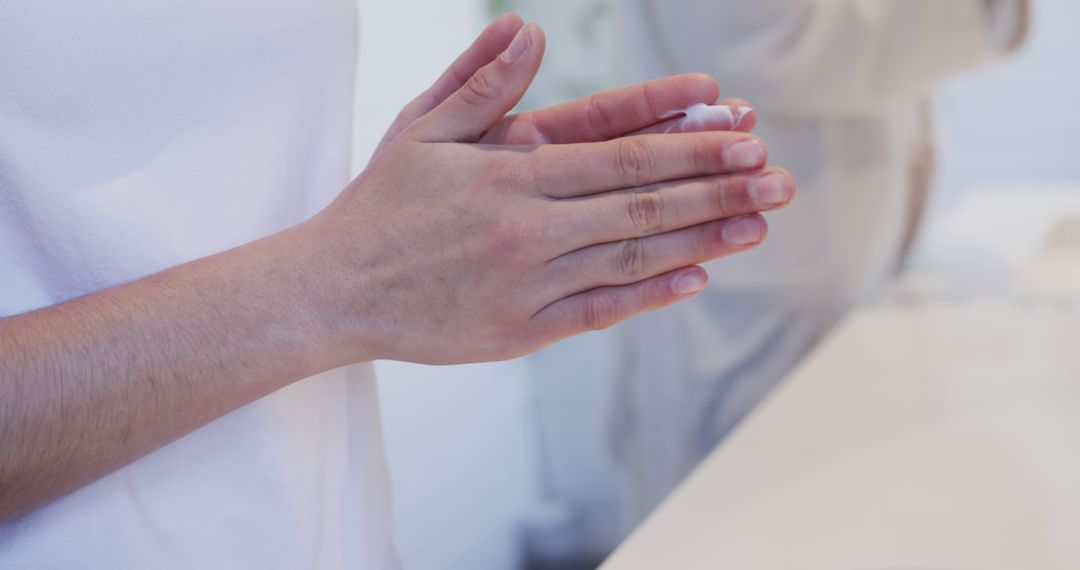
[0,14,794,523]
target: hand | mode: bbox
[375,13,758,153]
[300,17,795,365]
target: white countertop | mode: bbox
[602,187,1080,570]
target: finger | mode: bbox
[520,131,767,198]
[410,23,546,143]
[376,14,525,152]
[629,98,758,136]
[527,267,709,340]
[553,168,793,249]
[480,73,720,144]
[542,214,766,300]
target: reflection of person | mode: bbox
[605,0,1030,523]
[0,9,794,568]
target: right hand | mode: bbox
[297,18,795,365]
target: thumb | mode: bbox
[411,23,545,143]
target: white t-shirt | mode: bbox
[0,1,396,568]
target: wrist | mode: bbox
[265,219,386,369]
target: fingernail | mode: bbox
[749,173,791,207]
[723,138,765,170]
[501,24,532,63]
[672,270,707,295]
[733,106,754,127]
[721,215,764,245]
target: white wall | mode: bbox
[936,0,1080,197]
[523,0,1080,561]
[352,3,543,569]
[913,0,1080,272]
[350,2,1080,568]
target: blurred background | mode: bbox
[351,1,1079,568]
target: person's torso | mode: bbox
[604,0,930,519]
[0,2,396,567]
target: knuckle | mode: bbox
[614,138,654,187]
[699,222,726,258]
[709,177,734,215]
[460,70,499,108]
[487,154,547,195]
[692,137,717,172]
[449,60,473,91]
[614,239,646,278]
[626,189,665,233]
[640,81,662,122]
[586,93,615,138]
[491,218,545,262]
[513,161,548,193]
[582,292,621,331]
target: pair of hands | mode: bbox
[296,14,795,365]
[0,13,796,525]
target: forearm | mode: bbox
[0,224,348,522]
[0,17,791,524]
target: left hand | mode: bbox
[374,13,756,154]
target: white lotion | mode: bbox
[662,103,753,133]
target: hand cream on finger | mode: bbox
[662,103,753,133]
